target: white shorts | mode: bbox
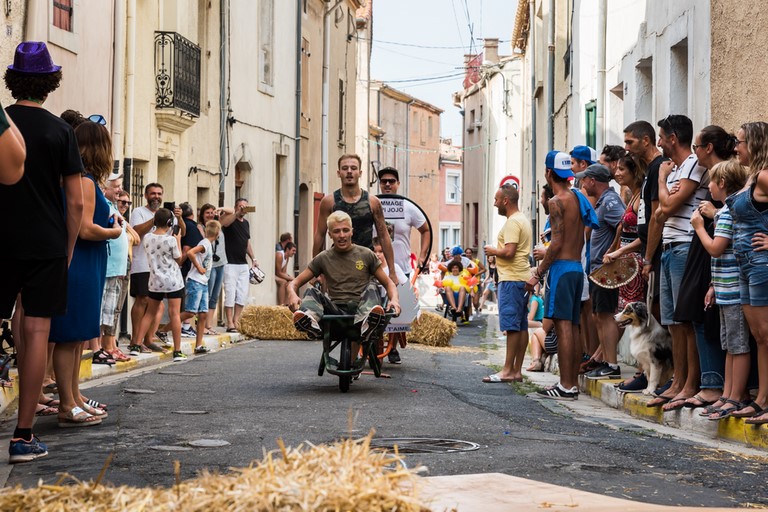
[224,264,249,307]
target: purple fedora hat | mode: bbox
[8,41,61,74]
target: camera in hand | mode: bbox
[212,254,221,262]
[163,201,176,211]
[171,224,181,236]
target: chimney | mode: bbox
[483,38,499,64]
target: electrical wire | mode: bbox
[382,72,465,84]
[361,36,510,50]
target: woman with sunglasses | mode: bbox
[49,121,123,427]
[724,122,768,425]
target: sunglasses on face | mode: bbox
[380,178,397,185]
[88,114,107,125]
[118,200,132,205]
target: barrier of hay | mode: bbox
[238,305,308,340]
[406,312,456,348]
[0,435,431,512]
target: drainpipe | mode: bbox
[124,0,136,186]
[111,0,126,174]
[596,0,607,150]
[219,0,229,205]
[529,0,538,244]
[404,99,414,196]
[321,0,344,193]
[293,0,302,269]
[547,0,554,151]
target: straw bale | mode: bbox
[0,435,432,512]
[406,312,457,347]
[238,305,308,340]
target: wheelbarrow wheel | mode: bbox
[339,342,352,393]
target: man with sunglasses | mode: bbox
[376,167,431,363]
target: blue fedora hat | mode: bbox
[8,41,61,74]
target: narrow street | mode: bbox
[3,314,765,509]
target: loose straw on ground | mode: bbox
[0,433,431,511]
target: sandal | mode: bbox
[82,403,108,418]
[204,328,218,336]
[144,341,167,353]
[646,395,672,408]
[708,399,745,421]
[84,398,108,410]
[526,358,544,372]
[108,348,131,362]
[731,401,767,418]
[58,406,102,428]
[92,349,116,365]
[36,404,59,416]
[39,397,60,407]
[699,396,728,416]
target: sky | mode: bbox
[370,0,519,144]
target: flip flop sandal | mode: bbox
[744,412,768,425]
[40,398,59,407]
[662,397,690,411]
[43,382,58,393]
[683,394,716,408]
[36,404,59,416]
[144,342,167,353]
[646,395,672,408]
[731,401,766,418]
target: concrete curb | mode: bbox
[578,375,768,450]
[0,331,245,418]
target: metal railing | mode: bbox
[154,31,201,117]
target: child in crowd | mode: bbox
[181,219,222,355]
[442,261,467,319]
[691,160,750,419]
[133,208,187,362]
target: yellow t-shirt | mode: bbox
[495,211,532,282]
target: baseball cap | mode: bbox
[451,246,464,257]
[378,167,399,181]
[545,150,574,179]
[575,163,612,183]
[571,145,598,165]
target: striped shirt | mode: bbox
[662,154,709,244]
[711,206,740,305]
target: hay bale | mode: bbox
[0,435,431,512]
[238,305,308,340]
[406,311,456,347]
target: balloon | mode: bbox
[466,276,479,287]
[433,279,444,288]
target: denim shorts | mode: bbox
[498,281,528,332]
[660,242,690,325]
[184,279,209,313]
[735,250,768,307]
[719,304,750,354]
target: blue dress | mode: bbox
[50,174,109,343]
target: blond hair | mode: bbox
[709,160,748,196]
[742,121,768,176]
[327,210,352,230]
[204,219,221,238]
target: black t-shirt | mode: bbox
[637,155,664,249]
[1,105,84,260]
[180,217,204,277]
[223,218,250,264]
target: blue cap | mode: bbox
[570,145,598,165]
[545,150,574,179]
[451,246,464,256]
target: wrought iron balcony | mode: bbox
[154,31,201,117]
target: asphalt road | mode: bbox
[3,315,767,508]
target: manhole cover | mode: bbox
[188,439,230,448]
[124,388,156,394]
[369,438,480,454]
[150,445,192,452]
[173,410,209,415]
